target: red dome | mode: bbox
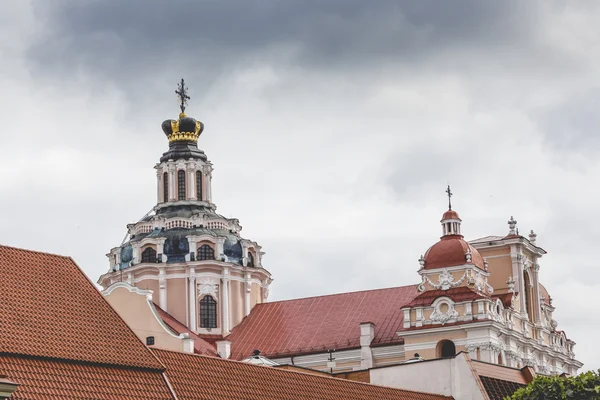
[441,209,461,221]
[423,236,485,270]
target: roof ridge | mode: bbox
[0,351,164,372]
[0,244,72,259]
[259,284,418,305]
[151,348,452,398]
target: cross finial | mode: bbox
[446,185,453,210]
[175,78,191,115]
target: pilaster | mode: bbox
[168,162,176,201]
[159,267,167,310]
[221,267,230,334]
[188,266,196,331]
[187,159,197,200]
[244,272,252,316]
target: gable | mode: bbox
[0,245,163,369]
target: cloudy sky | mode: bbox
[2,1,599,369]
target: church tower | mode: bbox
[98,80,272,336]
[400,187,580,375]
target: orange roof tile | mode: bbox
[0,245,163,369]
[153,348,452,400]
[154,303,219,356]
[226,285,419,359]
[423,237,485,270]
[0,354,174,400]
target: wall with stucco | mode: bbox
[369,353,485,400]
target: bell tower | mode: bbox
[98,80,272,336]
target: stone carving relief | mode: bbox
[197,278,218,299]
[418,269,467,292]
[466,341,504,354]
[430,298,459,325]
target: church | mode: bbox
[98,81,582,379]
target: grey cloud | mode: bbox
[29,0,536,90]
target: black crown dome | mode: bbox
[159,79,208,162]
[161,112,205,142]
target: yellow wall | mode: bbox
[104,285,185,352]
[167,278,187,325]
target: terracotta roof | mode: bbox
[405,286,489,307]
[154,304,219,356]
[441,209,461,221]
[153,348,452,400]
[539,283,552,306]
[479,376,525,400]
[471,359,533,400]
[0,245,163,369]
[492,292,514,308]
[423,236,485,270]
[226,285,419,359]
[0,354,174,400]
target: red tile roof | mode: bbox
[0,354,175,400]
[154,304,219,356]
[405,286,489,307]
[153,348,452,400]
[0,245,164,369]
[441,209,461,221]
[423,236,485,270]
[471,359,533,399]
[479,376,524,400]
[226,285,419,360]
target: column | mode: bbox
[244,272,252,316]
[242,243,249,267]
[159,267,167,311]
[168,163,176,201]
[186,236,197,261]
[188,160,196,200]
[132,243,141,265]
[157,239,166,263]
[188,267,196,331]
[221,267,230,334]
[156,168,162,203]
[216,238,225,261]
[532,261,542,324]
[512,246,528,317]
[205,165,213,203]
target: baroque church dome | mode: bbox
[421,206,485,271]
[423,236,485,270]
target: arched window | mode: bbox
[163,172,169,202]
[438,340,456,358]
[196,170,203,201]
[197,244,215,261]
[199,295,217,328]
[524,271,534,322]
[141,247,157,263]
[247,251,254,267]
[498,352,504,365]
[178,170,186,200]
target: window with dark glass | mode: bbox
[163,172,169,202]
[199,295,217,328]
[178,170,186,200]
[247,252,254,267]
[141,247,157,263]
[197,244,215,261]
[196,170,203,201]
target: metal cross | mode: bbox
[446,185,453,210]
[175,78,191,114]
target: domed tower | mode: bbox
[98,80,272,335]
